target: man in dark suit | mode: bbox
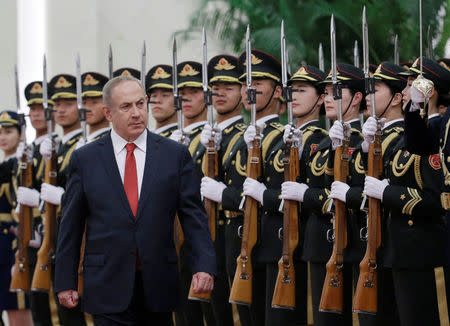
[54,75,216,326]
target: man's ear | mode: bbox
[391,92,403,107]
[103,106,112,122]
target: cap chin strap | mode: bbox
[217,96,242,115]
[256,86,277,113]
[157,110,177,124]
[342,93,355,119]
[377,94,395,119]
[295,95,321,119]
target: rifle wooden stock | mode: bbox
[319,139,349,313]
[229,137,261,306]
[272,144,299,310]
[10,155,33,292]
[31,152,57,292]
[353,129,382,314]
[188,139,217,302]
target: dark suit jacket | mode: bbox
[54,130,216,314]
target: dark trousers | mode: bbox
[392,268,442,326]
[93,271,173,326]
[309,262,352,326]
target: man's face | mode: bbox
[241,79,277,112]
[83,97,106,126]
[323,84,356,120]
[103,80,148,141]
[149,88,175,122]
[291,81,323,117]
[179,87,204,119]
[211,82,242,114]
[29,104,47,133]
[54,99,79,128]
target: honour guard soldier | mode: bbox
[199,54,247,326]
[235,49,287,326]
[363,58,449,325]
[39,74,88,326]
[15,81,58,326]
[0,111,33,326]
[281,64,329,325]
[75,72,110,149]
[146,65,178,137]
[282,63,366,326]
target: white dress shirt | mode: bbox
[110,128,147,197]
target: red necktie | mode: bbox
[124,143,138,217]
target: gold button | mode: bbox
[218,220,224,226]
[270,161,273,165]
[228,180,232,185]
[232,160,235,165]
[307,178,310,183]
[227,220,231,225]
[351,159,355,163]
[408,220,414,226]
[266,177,271,182]
[447,157,450,163]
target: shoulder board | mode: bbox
[269,122,284,132]
[235,122,247,132]
[66,134,82,146]
[384,126,404,135]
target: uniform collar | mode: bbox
[256,114,278,127]
[217,115,242,130]
[62,128,82,144]
[184,120,207,133]
[153,123,177,135]
[298,119,319,130]
[87,127,111,143]
[383,118,404,130]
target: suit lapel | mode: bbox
[136,131,160,219]
[99,134,135,220]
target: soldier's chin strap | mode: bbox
[342,93,356,119]
[377,94,395,119]
[256,86,277,113]
[295,94,321,119]
[157,110,177,124]
[217,96,242,115]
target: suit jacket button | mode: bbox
[408,219,414,226]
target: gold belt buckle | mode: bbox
[440,192,450,210]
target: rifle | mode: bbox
[394,35,399,66]
[32,55,58,292]
[319,14,350,314]
[229,25,261,306]
[353,6,382,314]
[10,64,33,292]
[272,21,299,310]
[188,27,216,302]
[172,36,185,262]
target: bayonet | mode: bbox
[43,55,52,140]
[108,44,113,79]
[141,41,146,88]
[354,40,360,68]
[15,64,26,144]
[331,15,342,123]
[172,36,186,142]
[281,20,294,128]
[319,43,331,130]
[202,27,214,128]
[427,24,433,59]
[75,53,87,142]
[394,34,399,65]
[246,25,257,127]
[363,6,376,119]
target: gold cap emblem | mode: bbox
[214,58,235,71]
[83,74,99,86]
[0,112,11,120]
[152,67,171,79]
[30,83,43,94]
[121,70,132,77]
[439,61,450,71]
[375,64,382,75]
[54,76,72,88]
[294,67,307,76]
[179,64,200,77]
[244,54,263,66]
[411,58,420,69]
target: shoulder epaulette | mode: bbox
[235,122,247,132]
[269,121,284,132]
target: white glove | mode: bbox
[243,177,267,204]
[17,187,40,207]
[170,130,190,146]
[329,181,350,203]
[28,230,42,248]
[200,124,222,149]
[329,121,346,150]
[281,181,309,202]
[40,183,65,206]
[283,125,303,159]
[409,85,425,112]
[244,125,263,149]
[363,176,389,201]
[15,142,25,160]
[39,137,53,160]
[201,176,226,203]
[75,138,86,150]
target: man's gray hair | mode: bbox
[102,76,145,108]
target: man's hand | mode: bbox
[57,290,79,308]
[191,272,214,294]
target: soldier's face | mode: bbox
[104,80,148,142]
[149,89,175,123]
[366,81,395,117]
[211,82,242,114]
[179,87,205,119]
[83,97,106,126]
[324,84,357,120]
[0,126,20,154]
[54,99,79,128]
[241,79,279,112]
[29,104,47,133]
[291,81,323,117]
[402,76,415,111]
